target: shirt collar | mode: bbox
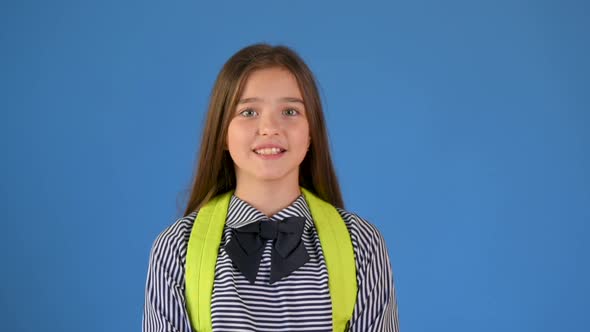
[226,194,314,230]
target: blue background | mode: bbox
[1,0,588,331]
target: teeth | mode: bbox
[255,147,283,155]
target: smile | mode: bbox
[254,147,286,155]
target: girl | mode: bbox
[143,44,400,332]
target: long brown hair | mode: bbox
[183,43,344,216]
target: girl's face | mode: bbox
[227,67,310,188]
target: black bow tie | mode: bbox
[225,216,310,284]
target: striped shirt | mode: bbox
[143,194,399,331]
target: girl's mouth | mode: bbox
[253,147,286,156]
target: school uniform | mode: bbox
[143,194,400,331]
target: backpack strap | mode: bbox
[301,188,357,331]
[186,188,357,332]
[185,191,233,332]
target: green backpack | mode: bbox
[185,187,357,332]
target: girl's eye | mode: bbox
[283,108,299,116]
[239,109,258,117]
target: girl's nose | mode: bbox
[257,112,280,136]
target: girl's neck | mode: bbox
[234,181,301,217]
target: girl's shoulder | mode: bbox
[335,207,390,264]
[148,207,390,270]
[148,211,199,268]
[335,207,386,242]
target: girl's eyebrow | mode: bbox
[238,97,304,104]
